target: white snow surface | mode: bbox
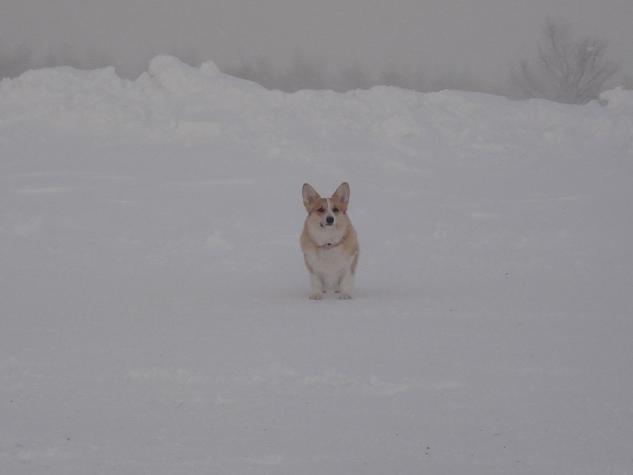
[1,56,632,474]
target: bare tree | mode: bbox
[511,19,619,104]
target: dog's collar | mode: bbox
[317,231,348,249]
[318,240,342,249]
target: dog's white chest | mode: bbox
[305,246,350,276]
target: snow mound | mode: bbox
[601,87,633,109]
[1,55,631,150]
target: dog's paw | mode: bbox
[338,293,352,300]
[309,292,324,300]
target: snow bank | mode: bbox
[1,55,632,151]
[601,87,633,110]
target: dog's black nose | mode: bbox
[326,216,334,225]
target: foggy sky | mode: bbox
[1,0,632,86]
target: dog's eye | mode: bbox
[317,207,325,213]
[332,207,339,213]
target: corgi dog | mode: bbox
[300,182,359,299]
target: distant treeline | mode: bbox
[2,19,631,103]
[0,41,498,94]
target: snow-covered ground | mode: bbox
[1,56,632,474]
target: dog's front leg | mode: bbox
[309,272,325,300]
[336,268,354,299]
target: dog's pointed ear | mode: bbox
[332,182,350,207]
[302,183,321,211]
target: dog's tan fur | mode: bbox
[300,182,359,299]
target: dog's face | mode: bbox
[302,182,352,238]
